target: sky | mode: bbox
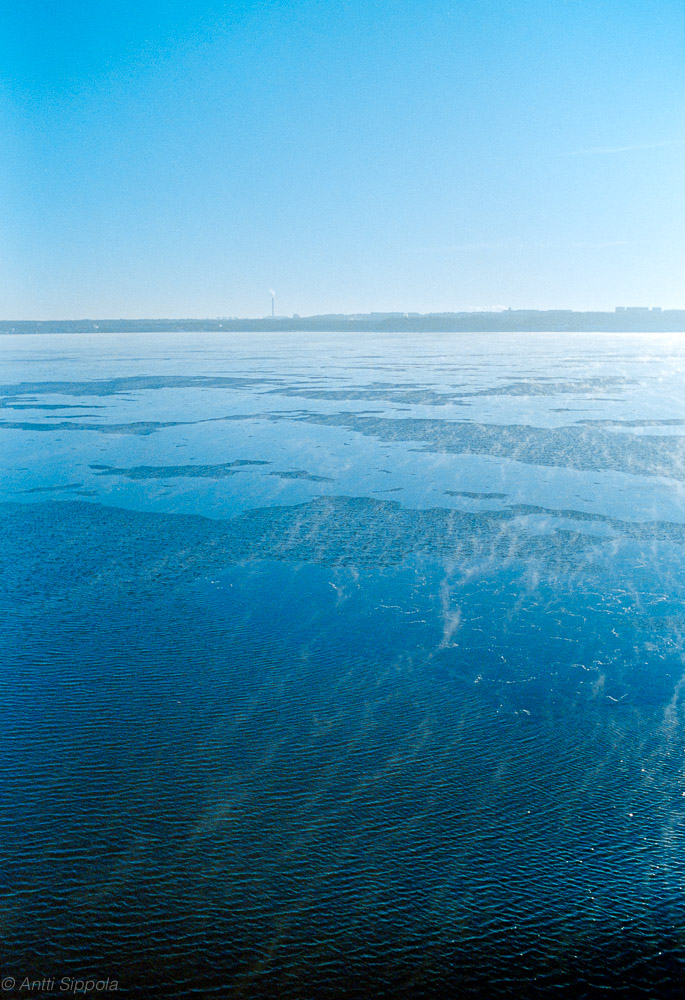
[2,0,684,319]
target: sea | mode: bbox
[2,330,685,998]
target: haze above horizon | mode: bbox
[3,1,684,320]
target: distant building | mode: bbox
[615,306,661,313]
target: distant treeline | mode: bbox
[3,310,685,334]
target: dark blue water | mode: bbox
[3,331,685,997]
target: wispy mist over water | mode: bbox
[2,331,685,997]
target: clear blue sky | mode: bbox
[2,0,684,318]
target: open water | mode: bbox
[2,330,685,997]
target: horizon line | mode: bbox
[1,306,682,324]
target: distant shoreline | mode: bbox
[2,309,685,334]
